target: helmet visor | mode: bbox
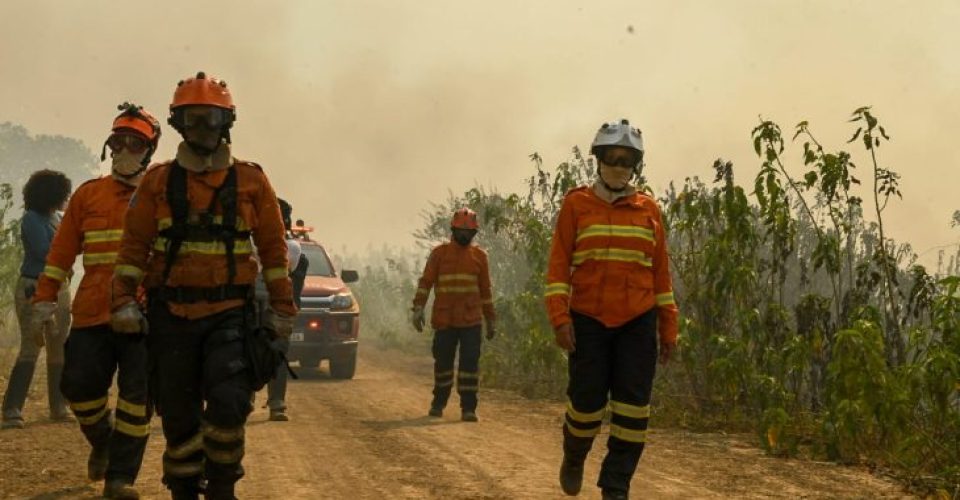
[107,133,149,154]
[597,147,642,169]
[181,106,231,129]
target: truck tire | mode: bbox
[330,346,357,379]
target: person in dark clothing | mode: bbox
[261,199,308,421]
[1,170,73,429]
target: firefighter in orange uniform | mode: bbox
[412,208,496,422]
[545,119,679,500]
[33,103,161,499]
[110,72,295,500]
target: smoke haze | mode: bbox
[1,0,957,262]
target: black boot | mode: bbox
[2,361,36,428]
[601,489,628,500]
[46,363,72,421]
[205,481,237,500]
[559,456,584,496]
[88,443,109,481]
[165,477,202,500]
[103,479,140,499]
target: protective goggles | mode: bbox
[106,133,150,154]
[181,106,233,129]
[599,149,642,169]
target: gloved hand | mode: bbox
[111,302,146,334]
[485,319,496,340]
[30,302,57,347]
[411,306,425,333]
[554,323,575,352]
[659,341,676,365]
[264,307,295,339]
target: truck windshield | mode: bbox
[299,245,335,277]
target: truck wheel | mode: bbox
[330,347,357,379]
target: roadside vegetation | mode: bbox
[349,108,960,495]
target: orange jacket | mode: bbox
[414,241,496,330]
[111,160,295,319]
[545,186,679,345]
[34,177,134,328]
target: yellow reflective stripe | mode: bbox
[436,380,454,388]
[482,298,493,305]
[565,421,601,438]
[435,285,479,294]
[116,398,147,418]
[571,248,652,266]
[153,238,253,255]
[566,400,606,423]
[435,370,454,379]
[438,274,478,283]
[115,265,145,281]
[43,265,68,282]
[158,217,250,232]
[202,422,244,443]
[263,267,288,282]
[76,407,108,425]
[167,433,203,460]
[457,384,479,392]
[69,395,108,412]
[83,229,124,244]
[610,401,651,419]
[545,283,571,297]
[457,372,479,380]
[576,225,654,243]
[115,419,150,438]
[83,252,118,266]
[204,445,245,464]
[610,424,647,443]
[656,292,675,306]
[164,460,204,477]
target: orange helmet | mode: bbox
[168,71,237,138]
[170,71,234,110]
[451,207,479,230]
[111,102,161,142]
[101,102,162,165]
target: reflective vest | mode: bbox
[112,160,295,320]
[35,177,134,328]
[545,185,678,345]
[414,241,495,330]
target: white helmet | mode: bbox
[590,118,644,158]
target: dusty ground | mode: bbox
[0,345,912,499]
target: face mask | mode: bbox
[111,150,148,185]
[453,231,475,246]
[176,141,232,173]
[599,164,633,191]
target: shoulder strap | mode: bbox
[218,167,240,284]
[161,162,189,285]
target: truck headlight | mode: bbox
[332,294,354,309]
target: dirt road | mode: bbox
[0,345,910,499]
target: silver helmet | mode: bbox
[590,118,644,156]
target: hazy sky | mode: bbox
[1,0,957,264]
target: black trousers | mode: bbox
[60,325,151,483]
[431,325,482,412]
[147,303,254,498]
[563,309,658,494]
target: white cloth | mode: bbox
[286,238,302,272]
